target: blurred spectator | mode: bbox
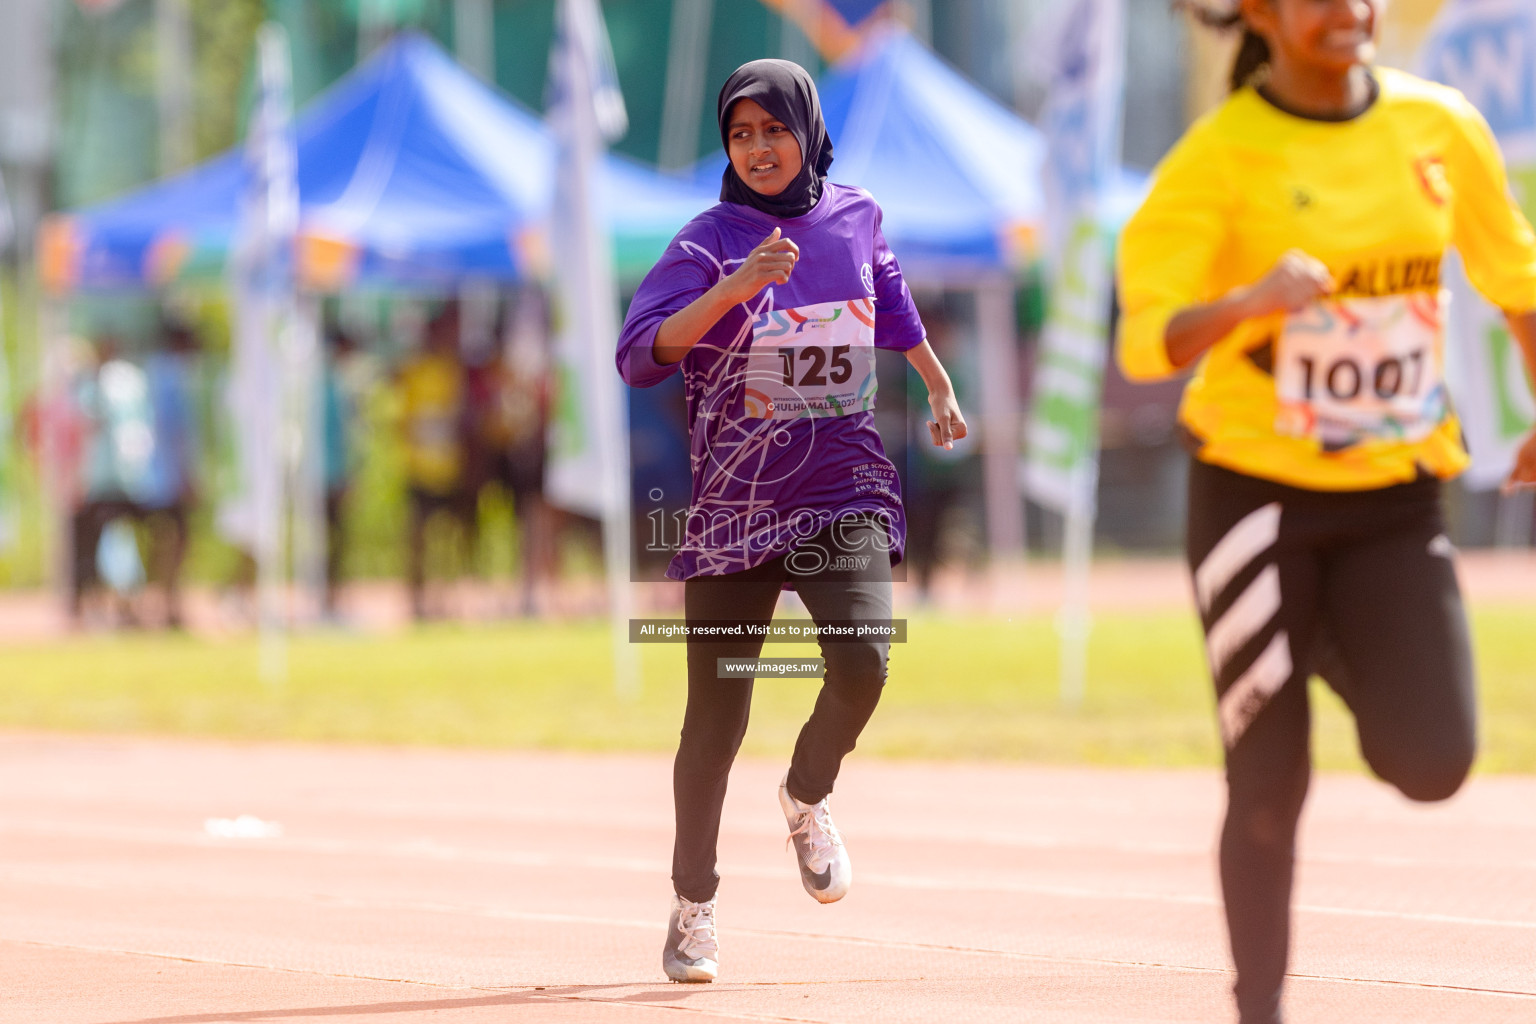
[397,302,471,620]
[322,324,361,619]
[69,335,153,626]
[464,288,554,616]
[140,317,202,628]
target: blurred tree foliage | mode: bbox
[55,0,815,204]
[55,1,156,206]
[188,0,267,162]
[117,0,268,163]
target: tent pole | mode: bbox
[154,0,194,174]
[547,0,639,698]
[778,0,816,69]
[0,272,11,558]
[658,0,714,171]
[289,292,326,624]
[256,295,287,683]
[906,0,932,43]
[1058,464,1096,709]
[453,0,495,81]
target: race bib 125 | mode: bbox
[744,299,878,420]
[1274,291,1449,448]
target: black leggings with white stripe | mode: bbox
[1185,459,1476,1024]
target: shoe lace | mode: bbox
[676,899,717,960]
[785,798,844,871]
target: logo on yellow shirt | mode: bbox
[1414,154,1450,207]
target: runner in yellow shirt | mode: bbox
[397,304,471,620]
[1118,3,1536,1022]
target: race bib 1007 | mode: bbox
[1274,291,1449,448]
[744,298,878,420]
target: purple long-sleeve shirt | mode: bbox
[618,183,925,581]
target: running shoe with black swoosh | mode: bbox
[662,894,718,982]
[779,774,851,903]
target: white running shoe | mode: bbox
[662,894,718,982]
[779,774,852,903]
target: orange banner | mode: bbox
[757,0,892,61]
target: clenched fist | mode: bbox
[718,227,800,305]
[1244,249,1336,317]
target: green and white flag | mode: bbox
[1023,0,1125,514]
[1420,0,1536,491]
[545,0,629,521]
[1023,0,1125,707]
[0,326,11,552]
[545,0,639,695]
[0,167,14,551]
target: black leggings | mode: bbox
[672,515,894,903]
[1186,460,1476,1024]
[69,497,140,617]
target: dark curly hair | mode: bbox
[1176,2,1271,92]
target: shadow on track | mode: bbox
[97,982,725,1023]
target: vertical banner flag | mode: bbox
[1421,0,1536,490]
[546,0,627,519]
[1023,0,1125,705]
[545,0,639,694]
[0,167,13,550]
[224,23,299,672]
[1024,0,1125,514]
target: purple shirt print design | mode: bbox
[617,183,926,581]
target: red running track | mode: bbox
[2,733,1534,1023]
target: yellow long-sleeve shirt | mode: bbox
[1117,67,1536,490]
[398,351,465,495]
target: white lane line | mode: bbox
[7,806,1536,871]
[292,893,1236,979]
[2,935,476,989]
[0,817,668,872]
[3,819,1536,931]
[10,906,1536,1009]
[348,873,1536,937]
[312,892,1206,990]
[1293,902,1536,930]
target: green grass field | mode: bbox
[3,607,1534,773]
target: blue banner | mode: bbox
[1420,0,1536,490]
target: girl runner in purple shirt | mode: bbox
[617,59,966,984]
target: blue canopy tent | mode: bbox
[41,33,712,294]
[817,28,1048,279]
[604,152,718,282]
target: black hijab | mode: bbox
[716,59,834,219]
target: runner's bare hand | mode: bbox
[1244,250,1335,317]
[1504,429,1536,494]
[718,228,799,304]
[926,389,967,450]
